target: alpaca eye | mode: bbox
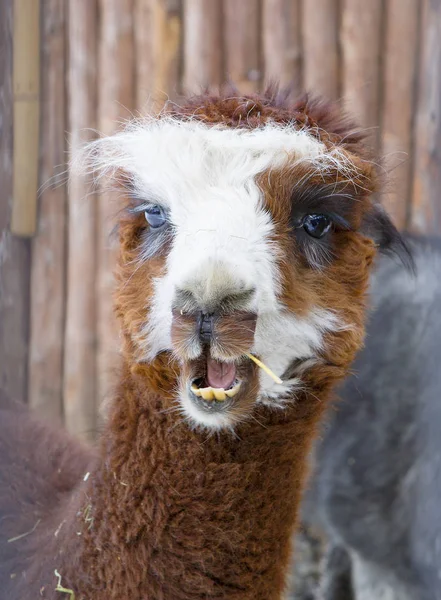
[144,205,166,229]
[303,214,332,239]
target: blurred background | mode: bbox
[1,2,440,598]
[0,0,440,442]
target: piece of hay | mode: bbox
[54,569,75,599]
[83,503,94,530]
[246,353,283,384]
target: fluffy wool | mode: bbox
[303,236,440,600]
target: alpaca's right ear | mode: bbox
[361,203,415,273]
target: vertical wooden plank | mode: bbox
[410,0,441,233]
[64,0,98,440]
[301,0,339,99]
[262,0,302,88]
[182,0,222,92]
[0,0,30,404]
[380,0,419,228]
[341,0,383,148]
[285,0,302,90]
[97,0,135,414]
[135,0,182,111]
[223,0,261,93]
[28,0,67,422]
[11,0,40,237]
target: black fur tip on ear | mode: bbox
[362,204,415,273]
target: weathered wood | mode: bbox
[28,0,67,423]
[262,0,302,88]
[223,0,260,93]
[11,0,40,237]
[410,0,441,233]
[97,0,135,414]
[0,0,30,404]
[135,0,182,112]
[301,0,339,99]
[182,0,222,93]
[64,0,98,440]
[341,0,383,148]
[380,0,419,228]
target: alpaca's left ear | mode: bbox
[361,203,415,272]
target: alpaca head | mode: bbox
[83,90,407,430]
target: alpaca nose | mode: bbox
[171,264,257,357]
[173,260,256,315]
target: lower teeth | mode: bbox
[191,381,241,401]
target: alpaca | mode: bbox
[0,90,407,599]
[303,235,441,600]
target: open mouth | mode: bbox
[190,356,244,409]
[190,358,242,402]
[185,352,283,409]
[179,345,283,427]
[184,353,255,417]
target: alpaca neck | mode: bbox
[61,361,330,600]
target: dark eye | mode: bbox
[302,214,332,239]
[144,205,166,229]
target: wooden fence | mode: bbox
[1,0,440,439]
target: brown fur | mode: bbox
[166,85,373,160]
[0,371,336,600]
[0,89,396,599]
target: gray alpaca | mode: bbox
[304,236,441,600]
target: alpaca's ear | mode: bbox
[361,203,415,272]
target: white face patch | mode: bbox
[82,118,347,429]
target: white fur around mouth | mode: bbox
[190,381,242,401]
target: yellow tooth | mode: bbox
[200,387,215,401]
[226,383,241,398]
[213,388,227,401]
[191,384,202,397]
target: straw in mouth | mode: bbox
[245,353,283,384]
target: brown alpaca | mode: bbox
[0,89,407,599]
